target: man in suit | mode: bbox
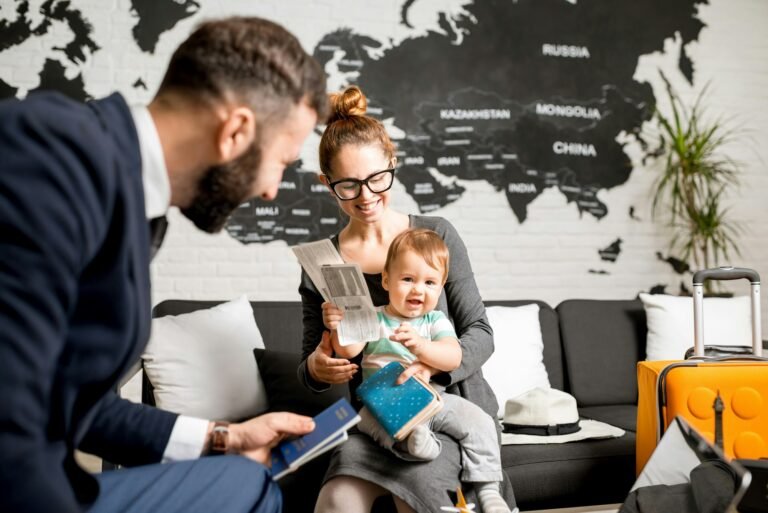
[0,16,328,513]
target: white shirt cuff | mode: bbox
[161,416,210,463]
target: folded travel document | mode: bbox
[356,361,443,441]
[269,398,360,480]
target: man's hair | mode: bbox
[385,228,450,285]
[157,16,328,118]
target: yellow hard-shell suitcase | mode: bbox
[636,267,768,475]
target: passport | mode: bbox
[270,398,359,480]
[356,361,443,441]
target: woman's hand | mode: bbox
[321,302,344,331]
[308,330,358,384]
[396,360,438,385]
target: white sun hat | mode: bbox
[501,387,625,445]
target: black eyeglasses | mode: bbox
[326,168,396,200]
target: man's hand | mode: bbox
[396,360,437,385]
[308,330,358,384]
[321,302,344,331]
[227,412,315,465]
[389,322,428,356]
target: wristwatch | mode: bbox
[209,421,230,455]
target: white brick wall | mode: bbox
[2,0,767,334]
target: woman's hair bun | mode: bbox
[327,85,367,123]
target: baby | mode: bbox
[323,228,513,513]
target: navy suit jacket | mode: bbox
[0,92,178,512]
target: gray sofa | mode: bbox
[149,298,648,511]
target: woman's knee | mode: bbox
[315,476,386,513]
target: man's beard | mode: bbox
[181,141,262,233]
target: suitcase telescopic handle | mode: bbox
[693,267,760,284]
[693,266,762,357]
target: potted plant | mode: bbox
[645,71,743,294]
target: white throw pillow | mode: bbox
[483,304,551,418]
[639,293,753,361]
[142,295,268,421]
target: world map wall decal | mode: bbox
[0,0,707,282]
[228,0,706,257]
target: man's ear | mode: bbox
[216,106,256,162]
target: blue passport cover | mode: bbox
[356,361,436,439]
[270,448,289,479]
[277,397,358,467]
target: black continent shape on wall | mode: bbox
[0,0,99,101]
[656,252,691,275]
[46,0,100,65]
[598,238,623,263]
[0,78,18,99]
[1,0,202,101]
[30,59,90,102]
[130,0,200,54]
[0,0,37,53]
[399,0,418,28]
[225,161,343,245]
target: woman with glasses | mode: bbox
[297,86,515,513]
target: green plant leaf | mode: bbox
[645,69,744,273]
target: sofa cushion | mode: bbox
[484,304,551,416]
[485,300,564,391]
[253,348,349,417]
[557,299,646,406]
[143,295,269,421]
[502,431,636,509]
[639,293,753,360]
[578,404,638,432]
[145,300,305,407]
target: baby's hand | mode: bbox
[321,302,344,331]
[390,322,428,356]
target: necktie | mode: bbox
[148,216,168,261]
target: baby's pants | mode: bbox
[357,393,503,482]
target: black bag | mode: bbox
[619,460,739,513]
